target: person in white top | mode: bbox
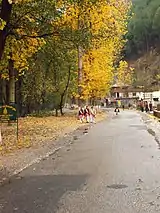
[90,106,96,123]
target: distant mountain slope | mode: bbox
[125,0,160,90]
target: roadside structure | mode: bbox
[107,84,160,107]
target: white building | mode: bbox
[110,85,160,107]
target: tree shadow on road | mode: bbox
[0,174,88,213]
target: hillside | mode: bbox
[125,0,160,90]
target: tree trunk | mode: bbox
[16,76,23,116]
[77,0,84,106]
[6,78,9,104]
[8,59,15,104]
[41,81,46,110]
[0,0,12,60]
[60,107,63,116]
[59,95,64,116]
[55,108,58,117]
[78,46,83,106]
[145,33,149,53]
[0,129,2,145]
[0,79,3,103]
[1,79,6,104]
[59,66,71,116]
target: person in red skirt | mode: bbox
[78,107,84,123]
[84,106,90,123]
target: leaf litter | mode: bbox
[0,111,106,155]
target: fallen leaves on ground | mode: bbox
[0,111,106,155]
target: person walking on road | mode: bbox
[114,107,120,115]
[149,101,153,112]
[145,101,149,112]
[84,106,90,123]
[90,106,96,123]
[78,107,84,123]
[140,101,144,112]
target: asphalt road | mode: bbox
[0,110,160,213]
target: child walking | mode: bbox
[78,107,84,123]
[114,107,120,115]
[84,106,90,123]
[90,106,96,123]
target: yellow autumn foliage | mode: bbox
[0,35,45,79]
[117,60,134,86]
[0,18,6,30]
[0,0,47,79]
[8,0,31,3]
[81,47,114,99]
[79,0,130,99]
[57,0,130,99]
[0,0,131,99]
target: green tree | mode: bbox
[125,0,160,59]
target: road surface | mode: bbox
[0,110,160,213]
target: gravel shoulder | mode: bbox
[140,112,160,147]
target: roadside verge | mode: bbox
[0,110,106,185]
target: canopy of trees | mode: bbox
[125,0,160,59]
[0,0,130,116]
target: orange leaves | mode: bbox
[0,111,106,155]
[0,115,79,154]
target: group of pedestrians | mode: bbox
[78,106,97,123]
[139,101,153,112]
